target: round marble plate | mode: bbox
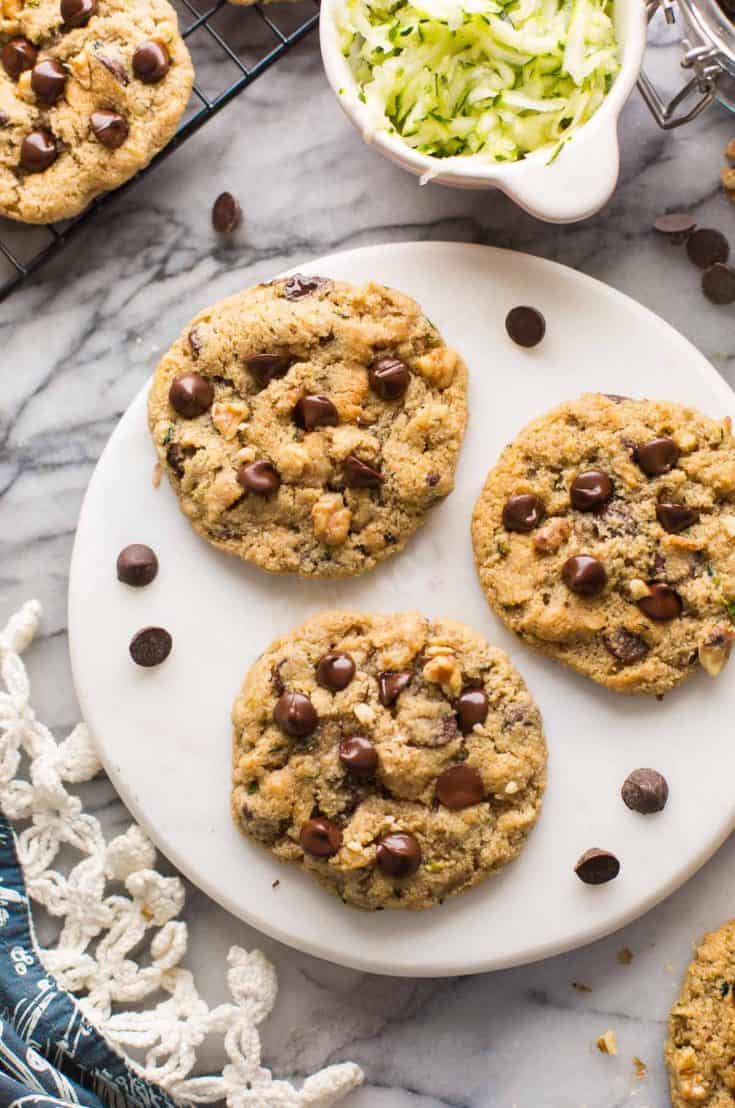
[69,242,735,977]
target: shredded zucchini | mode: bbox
[335,0,620,163]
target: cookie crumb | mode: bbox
[572,981,592,992]
[617,946,634,965]
[634,1057,648,1080]
[272,879,280,889]
[596,1030,617,1055]
[152,461,162,489]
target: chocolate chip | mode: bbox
[273,691,317,737]
[300,818,342,857]
[505,306,546,348]
[0,112,9,128]
[316,651,355,691]
[116,543,158,587]
[166,442,186,478]
[1,38,37,80]
[502,493,545,533]
[436,764,484,809]
[90,109,129,149]
[246,353,291,387]
[427,472,440,487]
[188,329,202,358]
[212,191,241,234]
[570,470,613,512]
[237,460,281,496]
[129,626,172,668]
[31,58,67,105]
[61,0,97,27]
[20,130,57,173]
[562,555,607,596]
[635,437,680,477]
[637,584,683,621]
[456,687,488,733]
[686,227,730,269]
[169,372,214,418]
[656,502,699,533]
[132,40,170,84]
[378,670,412,707]
[343,455,383,489]
[293,394,338,431]
[376,831,421,877]
[281,274,328,300]
[369,356,411,401]
[603,629,649,664]
[96,52,128,84]
[574,848,620,885]
[653,212,696,244]
[621,768,668,814]
[339,735,377,778]
[702,263,735,305]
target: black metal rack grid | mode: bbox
[0,0,319,302]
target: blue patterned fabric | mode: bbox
[0,817,176,1108]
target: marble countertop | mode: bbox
[3,5,735,1104]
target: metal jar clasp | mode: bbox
[637,0,718,128]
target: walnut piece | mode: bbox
[628,578,651,600]
[312,493,352,546]
[211,400,249,440]
[698,627,734,677]
[413,347,457,388]
[533,517,570,554]
[596,1030,617,1055]
[723,166,735,191]
[423,654,462,697]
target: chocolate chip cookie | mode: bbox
[472,393,735,695]
[231,610,546,910]
[0,0,193,224]
[666,919,735,1107]
[148,277,468,578]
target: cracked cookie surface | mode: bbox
[231,609,546,911]
[0,0,193,224]
[148,277,468,578]
[666,920,735,1108]
[472,393,735,695]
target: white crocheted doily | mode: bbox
[0,600,363,1107]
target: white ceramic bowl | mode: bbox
[320,0,647,223]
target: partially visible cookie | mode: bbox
[0,0,193,224]
[149,277,468,578]
[666,920,735,1107]
[472,393,735,695]
[231,610,546,910]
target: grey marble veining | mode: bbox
[3,10,735,1105]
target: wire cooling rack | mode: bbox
[0,0,319,302]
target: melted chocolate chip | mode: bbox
[653,212,696,244]
[237,460,281,495]
[635,437,680,477]
[505,306,546,348]
[116,543,158,587]
[378,670,412,707]
[132,40,170,84]
[427,472,440,487]
[300,818,342,857]
[316,652,355,691]
[273,691,317,737]
[129,626,172,668]
[369,356,411,401]
[281,274,328,300]
[61,0,97,27]
[562,555,607,596]
[166,442,187,478]
[343,455,383,488]
[339,735,377,778]
[31,58,67,105]
[90,109,129,149]
[96,52,128,84]
[212,191,241,234]
[293,394,338,431]
[436,764,484,810]
[169,372,214,418]
[455,687,489,733]
[656,502,699,534]
[1,38,37,80]
[621,768,668,814]
[376,832,421,877]
[570,470,613,512]
[574,848,620,885]
[246,352,291,387]
[702,263,735,305]
[637,584,683,621]
[502,493,545,533]
[20,130,57,173]
[602,629,649,664]
[686,227,730,269]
